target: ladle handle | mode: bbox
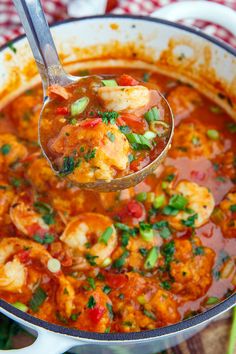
[12,0,71,91]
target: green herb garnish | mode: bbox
[29,287,47,312]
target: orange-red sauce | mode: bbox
[0,67,235,333]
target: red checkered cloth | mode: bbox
[0,0,236,48]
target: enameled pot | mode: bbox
[0,2,236,353]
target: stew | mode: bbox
[0,67,235,333]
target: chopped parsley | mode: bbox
[87,277,96,290]
[85,254,98,266]
[107,131,115,142]
[34,201,55,225]
[227,122,236,133]
[161,240,175,266]
[112,250,129,269]
[59,156,75,175]
[230,204,236,212]
[84,148,96,162]
[29,287,47,312]
[0,144,11,155]
[103,285,111,294]
[181,213,198,227]
[106,303,114,319]
[160,281,171,290]
[193,246,205,255]
[33,233,54,245]
[87,296,96,309]
[119,125,131,134]
[98,111,118,124]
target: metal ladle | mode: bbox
[13,0,174,192]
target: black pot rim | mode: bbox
[0,14,235,342]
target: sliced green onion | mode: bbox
[144,107,160,123]
[153,194,165,209]
[71,96,89,116]
[143,309,157,320]
[143,131,156,140]
[169,194,188,210]
[98,226,113,245]
[12,302,28,312]
[29,287,47,312]
[144,247,159,269]
[101,257,112,268]
[47,258,61,273]
[136,192,147,202]
[161,181,169,190]
[126,133,152,150]
[205,296,219,305]
[102,79,118,87]
[139,222,154,242]
[206,129,220,140]
[115,222,130,232]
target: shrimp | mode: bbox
[0,134,28,169]
[10,192,49,237]
[215,192,236,238]
[98,85,150,112]
[170,237,215,301]
[0,237,75,317]
[168,181,215,230]
[60,213,117,269]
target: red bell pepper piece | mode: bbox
[105,273,127,289]
[117,74,139,86]
[88,306,105,323]
[17,250,30,264]
[117,113,148,134]
[56,106,69,115]
[127,200,143,218]
[80,118,102,128]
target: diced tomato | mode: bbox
[105,273,127,289]
[88,306,105,323]
[190,170,206,182]
[80,118,102,128]
[56,106,69,115]
[48,85,69,100]
[61,256,73,267]
[117,113,148,134]
[127,200,143,218]
[130,156,150,172]
[17,250,30,264]
[27,223,48,237]
[117,74,139,86]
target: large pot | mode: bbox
[0,2,236,353]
